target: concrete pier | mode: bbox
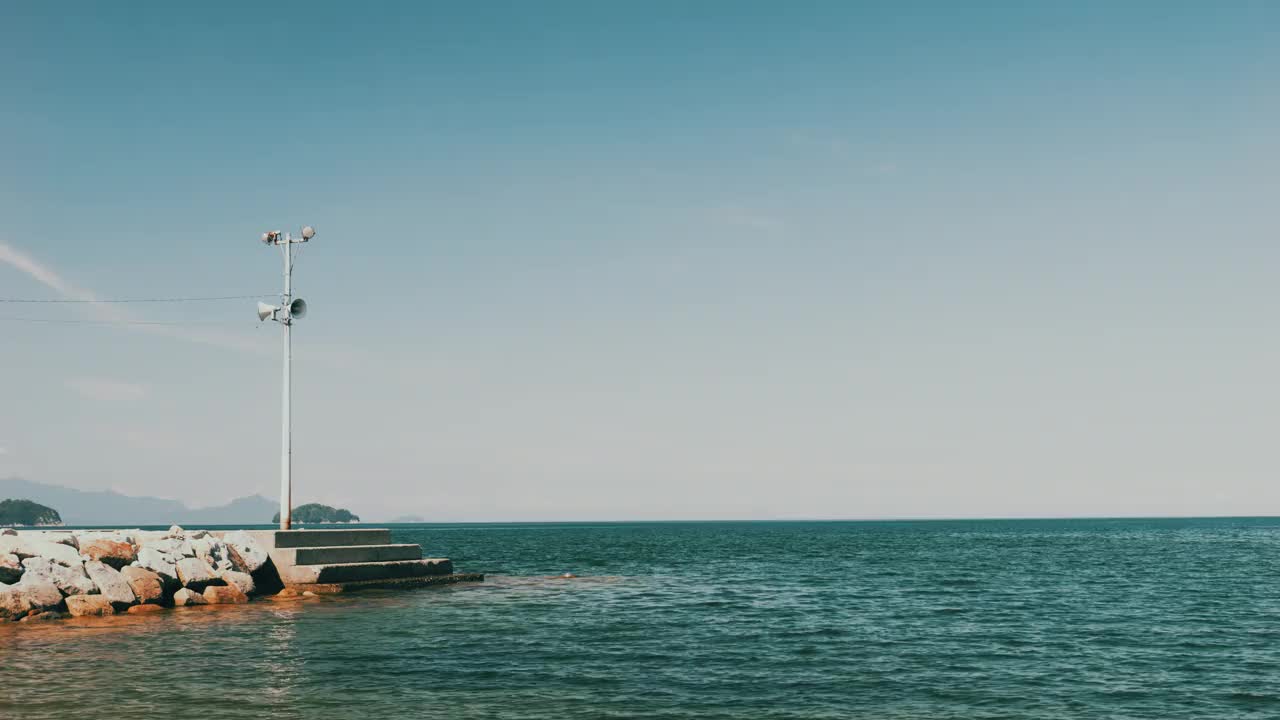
[244,528,480,592]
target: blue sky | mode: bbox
[1,2,1277,520]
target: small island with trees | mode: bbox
[272,503,360,524]
[0,498,64,527]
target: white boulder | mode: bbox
[65,594,114,617]
[0,553,22,584]
[136,547,180,586]
[223,531,269,574]
[139,535,193,557]
[176,557,221,591]
[219,570,256,596]
[14,538,83,567]
[21,557,97,596]
[16,576,63,613]
[0,582,28,619]
[173,588,207,606]
[84,560,138,609]
[0,577,63,619]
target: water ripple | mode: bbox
[4,518,1280,718]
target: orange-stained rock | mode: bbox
[66,594,115,617]
[0,577,62,620]
[203,584,249,605]
[120,566,164,604]
[80,539,137,570]
[127,603,166,614]
[18,610,67,622]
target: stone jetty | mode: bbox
[0,526,481,624]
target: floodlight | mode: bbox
[301,225,316,240]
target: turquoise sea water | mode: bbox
[4,518,1280,719]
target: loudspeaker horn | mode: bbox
[289,298,307,320]
[257,302,279,322]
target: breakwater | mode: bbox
[0,526,276,621]
[1,525,480,623]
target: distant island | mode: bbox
[0,498,63,527]
[273,503,360,524]
[390,514,427,523]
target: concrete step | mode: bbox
[287,558,454,585]
[248,529,393,549]
[283,543,423,566]
[290,573,485,594]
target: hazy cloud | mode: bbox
[0,238,268,355]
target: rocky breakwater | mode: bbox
[0,526,272,622]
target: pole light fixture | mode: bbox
[257,226,314,530]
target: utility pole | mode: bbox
[258,226,314,530]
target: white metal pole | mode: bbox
[280,238,292,531]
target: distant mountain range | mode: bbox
[0,477,277,526]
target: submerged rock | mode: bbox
[172,588,207,606]
[84,560,138,609]
[21,557,97,596]
[80,538,137,570]
[127,603,166,614]
[19,610,67,622]
[66,594,115,617]
[120,566,164,605]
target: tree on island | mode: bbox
[272,503,359,524]
[0,498,64,527]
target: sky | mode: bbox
[1,2,1277,521]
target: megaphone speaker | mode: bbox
[257,302,278,322]
[289,298,307,320]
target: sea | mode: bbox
[4,518,1280,719]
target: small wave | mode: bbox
[1228,692,1280,704]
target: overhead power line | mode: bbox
[0,315,239,326]
[0,293,274,304]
